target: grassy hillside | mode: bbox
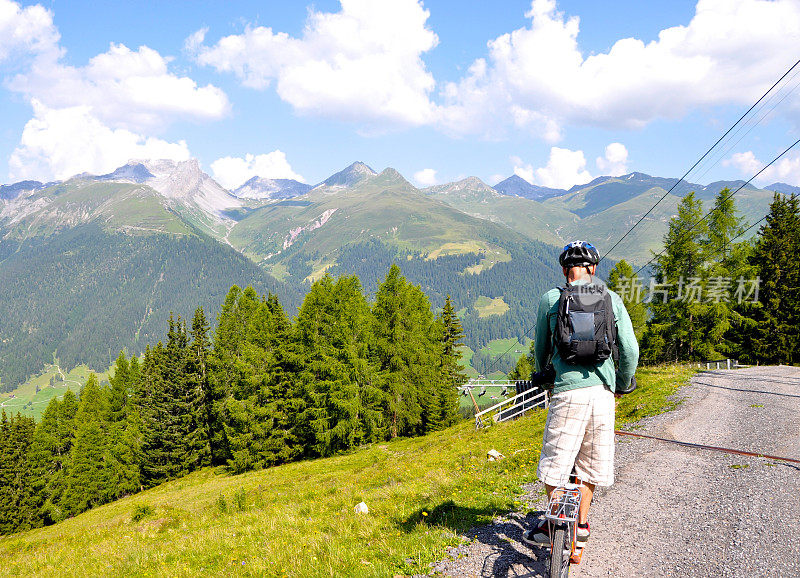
[0,223,301,389]
[0,180,195,239]
[427,174,779,265]
[0,365,694,577]
[229,169,534,284]
[424,184,576,247]
[0,360,112,420]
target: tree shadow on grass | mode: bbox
[395,501,550,577]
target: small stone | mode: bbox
[354,501,369,514]
[487,449,505,461]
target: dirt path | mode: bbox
[430,366,800,577]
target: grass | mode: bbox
[0,364,694,577]
[481,338,529,358]
[456,346,479,379]
[473,296,510,318]
[426,241,484,260]
[0,362,111,421]
[462,247,511,275]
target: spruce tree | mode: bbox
[212,287,298,472]
[748,193,800,363]
[137,342,176,486]
[0,412,37,534]
[28,398,61,526]
[62,374,109,516]
[434,295,465,428]
[185,307,212,471]
[108,351,131,423]
[373,264,441,437]
[607,259,647,340]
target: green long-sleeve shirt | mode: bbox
[534,277,639,394]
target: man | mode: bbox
[522,240,639,546]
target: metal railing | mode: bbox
[697,358,750,371]
[472,385,548,429]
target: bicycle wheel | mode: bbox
[548,524,571,578]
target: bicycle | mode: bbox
[543,476,585,578]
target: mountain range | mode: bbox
[0,158,793,388]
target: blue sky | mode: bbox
[2,0,800,189]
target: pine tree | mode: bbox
[508,341,535,381]
[700,189,752,359]
[642,192,708,361]
[433,295,465,429]
[293,275,384,456]
[606,259,647,340]
[748,193,800,363]
[373,264,441,438]
[62,374,109,516]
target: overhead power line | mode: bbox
[479,57,800,377]
[599,56,800,265]
[634,137,800,276]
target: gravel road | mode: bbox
[428,366,800,577]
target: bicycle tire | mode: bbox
[549,524,571,578]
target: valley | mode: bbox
[0,157,789,392]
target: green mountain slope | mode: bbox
[0,365,691,577]
[424,178,577,246]
[0,180,195,239]
[229,169,539,282]
[0,180,301,389]
[427,173,777,264]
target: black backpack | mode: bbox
[554,278,618,365]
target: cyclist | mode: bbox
[522,241,639,547]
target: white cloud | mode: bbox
[9,100,190,181]
[1,0,230,182]
[191,0,438,127]
[534,147,592,189]
[511,156,535,184]
[513,147,592,189]
[440,0,800,138]
[413,168,437,186]
[725,150,800,185]
[0,0,60,63]
[596,142,629,176]
[10,42,230,132]
[724,151,764,176]
[210,151,305,189]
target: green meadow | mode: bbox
[0,365,693,577]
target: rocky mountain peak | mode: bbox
[317,161,377,189]
[233,177,312,200]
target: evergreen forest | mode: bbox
[0,265,467,535]
[0,224,302,390]
[507,191,800,379]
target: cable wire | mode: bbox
[479,58,800,376]
[634,137,800,276]
[598,57,800,264]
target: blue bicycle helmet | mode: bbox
[559,240,600,268]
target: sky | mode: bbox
[2,0,800,190]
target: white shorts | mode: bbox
[536,385,615,487]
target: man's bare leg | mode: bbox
[544,482,594,524]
